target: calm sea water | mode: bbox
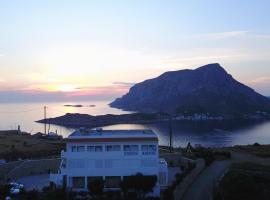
[0,101,270,147]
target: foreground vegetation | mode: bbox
[226,143,270,158]
[214,162,270,200]
[0,173,159,200]
[0,130,65,161]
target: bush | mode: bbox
[0,184,11,200]
[253,142,261,147]
[120,173,157,199]
[194,147,215,166]
[88,178,104,198]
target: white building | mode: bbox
[50,128,168,197]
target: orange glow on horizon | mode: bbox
[56,84,78,92]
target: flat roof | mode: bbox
[67,129,158,142]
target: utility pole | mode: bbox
[169,115,173,153]
[44,106,47,135]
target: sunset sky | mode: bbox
[0,0,270,102]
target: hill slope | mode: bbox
[110,63,270,116]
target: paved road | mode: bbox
[182,160,231,200]
[16,174,50,191]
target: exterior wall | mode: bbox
[50,135,167,197]
[62,141,158,177]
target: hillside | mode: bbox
[110,63,270,116]
[0,130,65,161]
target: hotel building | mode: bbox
[50,128,168,197]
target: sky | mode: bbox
[0,0,270,102]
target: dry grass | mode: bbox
[217,144,270,158]
[0,130,65,160]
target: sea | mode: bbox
[1,101,270,148]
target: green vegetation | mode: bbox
[0,130,65,161]
[0,184,11,199]
[214,162,270,200]
[183,144,231,166]
[228,143,270,158]
[88,179,104,199]
[0,173,159,200]
[120,173,157,200]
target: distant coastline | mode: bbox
[36,112,270,129]
[64,104,96,107]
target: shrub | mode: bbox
[120,173,157,199]
[88,178,104,198]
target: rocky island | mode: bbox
[36,64,270,128]
[110,63,270,116]
[36,113,161,128]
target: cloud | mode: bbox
[68,85,129,97]
[0,54,4,57]
[248,77,270,84]
[112,82,135,87]
[246,77,270,96]
[0,89,122,103]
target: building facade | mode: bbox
[50,128,168,197]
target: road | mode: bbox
[16,174,50,191]
[182,160,231,200]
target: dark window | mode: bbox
[71,146,77,152]
[77,146,85,152]
[87,146,95,152]
[95,146,103,152]
[124,145,138,151]
[106,145,121,151]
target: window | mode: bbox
[141,145,148,151]
[141,145,156,155]
[71,146,77,152]
[87,145,103,152]
[141,145,156,151]
[124,145,139,156]
[87,146,95,152]
[72,177,85,189]
[71,146,85,152]
[106,145,121,151]
[105,176,121,188]
[77,146,85,152]
[95,146,103,152]
[124,145,138,151]
[149,145,157,151]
